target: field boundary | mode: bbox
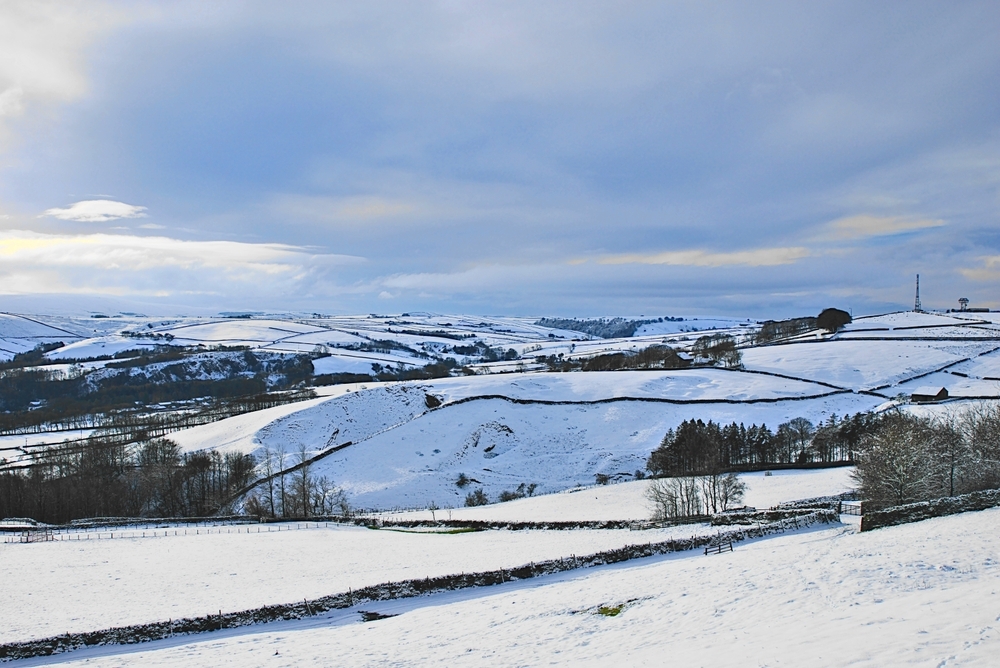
[860,489,1000,531]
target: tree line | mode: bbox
[646,412,877,477]
[0,438,256,523]
[853,404,1000,510]
[0,435,350,523]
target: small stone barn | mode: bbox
[910,386,949,403]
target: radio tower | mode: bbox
[914,274,922,312]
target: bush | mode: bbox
[464,489,489,506]
[498,482,537,502]
[455,473,471,488]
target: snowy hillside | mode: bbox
[157,309,1000,511]
[4,308,1000,510]
[169,369,879,509]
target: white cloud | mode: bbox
[43,200,148,222]
[822,214,946,241]
[0,230,364,299]
[599,247,811,267]
[139,223,166,230]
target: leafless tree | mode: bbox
[646,476,702,520]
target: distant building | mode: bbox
[949,297,989,313]
[910,387,949,403]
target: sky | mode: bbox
[0,1,998,318]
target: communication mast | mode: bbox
[914,274,922,312]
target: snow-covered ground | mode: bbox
[172,387,878,510]
[740,339,995,390]
[8,508,998,667]
[380,467,856,523]
[0,522,711,645]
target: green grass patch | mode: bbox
[597,604,624,617]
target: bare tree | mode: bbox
[293,444,311,517]
[275,443,287,517]
[310,475,348,515]
[954,403,1000,492]
[260,445,277,517]
[716,472,747,511]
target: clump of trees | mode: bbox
[581,345,689,372]
[0,439,257,523]
[465,488,489,506]
[498,482,537,502]
[817,308,851,332]
[691,334,742,368]
[643,412,880,519]
[645,472,746,519]
[449,341,518,363]
[535,317,666,339]
[646,414,875,475]
[853,405,1000,510]
[753,308,852,344]
[754,317,816,344]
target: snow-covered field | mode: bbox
[0,523,711,645]
[5,309,999,507]
[8,508,998,667]
[740,339,995,390]
[381,466,856,523]
[0,467,857,647]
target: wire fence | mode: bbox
[2,520,338,544]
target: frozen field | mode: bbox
[10,508,998,667]
[0,523,710,645]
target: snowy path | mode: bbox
[9,508,999,667]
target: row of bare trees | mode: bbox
[852,404,1000,510]
[243,445,349,518]
[645,472,746,519]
